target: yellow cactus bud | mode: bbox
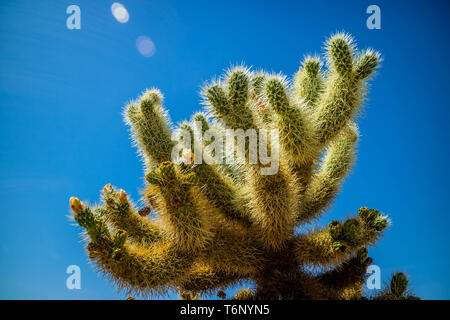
[103,183,114,193]
[69,197,83,213]
[118,189,127,203]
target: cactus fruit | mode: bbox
[69,197,83,213]
[69,33,415,300]
[217,290,226,299]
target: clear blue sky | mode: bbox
[0,0,449,300]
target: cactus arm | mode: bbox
[87,238,194,297]
[176,264,242,293]
[264,76,317,167]
[293,209,388,267]
[192,163,252,225]
[246,166,299,250]
[354,49,381,81]
[124,89,175,170]
[374,272,419,300]
[100,184,162,244]
[70,197,110,243]
[297,122,358,223]
[263,75,320,216]
[250,73,273,125]
[314,33,359,145]
[293,56,324,109]
[144,161,215,253]
[204,68,255,131]
[198,227,265,275]
[316,248,372,299]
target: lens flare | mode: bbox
[111,3,129,23]
[136,36,156,58]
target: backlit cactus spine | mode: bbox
[69,33,417,300]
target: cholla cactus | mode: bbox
[69,33,409,300]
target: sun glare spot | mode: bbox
[111,3,129,23]
[136,36,156,58]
